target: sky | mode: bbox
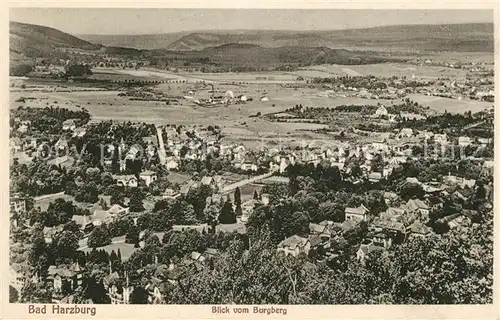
[10,8,493,35]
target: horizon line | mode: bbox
[9,20,493,37]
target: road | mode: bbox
[155,125,167,165]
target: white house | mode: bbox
[458,136,472,147]
[139,171,158,186]
[113,174,138,188]
[277,235,311,258]
[375,105,388,117]
[344,204,369,222]
[62,119,77,131]
[399,128,413,138]
[163,188,181,201]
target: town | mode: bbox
[9,9,494,306]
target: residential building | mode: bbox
[139,171,158,186]
[163,188,181,201]
[399,128,413,138]
[62,119,77,131]
[113,174,138,188]
[375,105,388,117]
[356,240,386,266]
[405,199,430,219]
[458,136,472,147]
[344,204,369,222]
[368,172,382,183]
[277,235,311,258]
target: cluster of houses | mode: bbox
[275,160,492,265]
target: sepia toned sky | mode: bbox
[10,8,493,35]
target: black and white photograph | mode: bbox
[8,7,494,307]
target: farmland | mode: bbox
[298,63,470,79]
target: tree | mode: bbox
[99,198,108,210]
[9,285,19,303]
[88,226,111,248]
[281,211,309,238]
[129,193,144,212]
[371,153,385,173]
[54,231,79,263]
[218,198,236,224]
[74,183,99,203]
[234,187,242,208]
[130,287,149,304]
[234,187,243,216]
[253,190,259,200]
[399,183,425,201]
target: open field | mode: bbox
[300,63,471,79]
[407,94,493,114]
[80,242,138,260]
[11,67,492,152]
[166,171,193,185]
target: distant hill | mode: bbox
[154,43,395,68]
[10,21,101,60]
[79,23,494,52]
[79,32,190,50]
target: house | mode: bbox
[72,127,87,138]
[47,263,85,301]
[241,160,258,172]
[62,119,77,131]
[163,188,181,201]
[344,204,369,222]
[10,193,26,215]
[113,175,138,188]
[17,124,29,133]
[43,225,64,244]
[383,192,399,205]
[372,232,392,249]
[54,137,69,151]
[107,204,130,215]
[407,220,431,238]
[108,277,133,304]
[375,105,388,117]
[433,134,448,145]
[92,209,115,226]
[356,240,386,266]
[368,172,382,183]
[165,157,179,170]
[145,277,168,304]
[139,171,157,186]
[339,219,359,232]
[309,223,332,240]
[399,128,413,138]
[180,180,198,195]
[203,248,219,260]
[277,235,311,258]
[458,136,472,147]
[10,138,22,153]
[478,137,491,147]
[405,177,420,185]
[71,215,95,234]
[373,219,406,240]
[142,135,158,147]
[241,199,264,216]
[405,199,430,219]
